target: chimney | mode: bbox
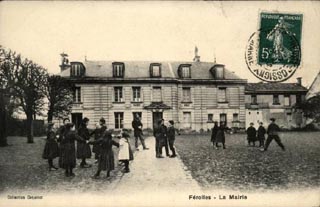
[193,46,200,62]
[59,53,70,72]
[296,77,302,85]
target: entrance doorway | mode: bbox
[152,112,163,131]
[71,113,82,129]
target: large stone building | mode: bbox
[58,54,247,132]
[245,79,308,129]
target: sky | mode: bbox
[1,1,319,87]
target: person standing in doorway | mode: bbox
[132,114,149,151]
[246,122,257,147]
[77,117,92,168]
[167,120,176,158]
[261,118,285,152]
[257,122,267,148]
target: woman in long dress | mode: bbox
[90,127,119,178]
[60,123,86,177]
[42,123,59,171]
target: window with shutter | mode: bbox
[152,87,162,102]
[114,112,124,129]
[182,88,191,102]
[132,87,141,102]
[218,88,227,103]
[114,87,123,102]
[112,63,125,78]
[150,64,161,78]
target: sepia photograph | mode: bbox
[0,1,319,207]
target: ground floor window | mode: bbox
[220,113,227,126]
[183,112,191,128]
[233,113,239,122]
[114,112,124,129]
[208,114,213,122]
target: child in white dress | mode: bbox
[118,132,133,173]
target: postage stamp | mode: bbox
[245,12,303,82]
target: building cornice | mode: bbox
[66,77,248,85]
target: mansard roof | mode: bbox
[59,60,243,80]
[245,82,308,94]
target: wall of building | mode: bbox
[55,82,246,131]
[245,94,306,129]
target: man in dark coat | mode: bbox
[58,117,70,168]
[261,118,285,152]
[216,122,226,149]
[246,122,257,146]
[132,114,148,150]
[211,122,219,149]
[77,117,92,168]
[167,120,176,158]
[257,122,266,148]
[154,119,169,158]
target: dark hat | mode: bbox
[122,132,130,138]
[250,122,254,125]
[99,117,106,124]
[270,118,276,122]
[169,120,174,125]
[82,117,89,123]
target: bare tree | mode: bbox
[12,54,48,143]
[46,75,73,122]
[0,46,22,146]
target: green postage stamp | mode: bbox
[245,12,303,82]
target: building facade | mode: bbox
[245,80,308,129]
[58,55,247,132]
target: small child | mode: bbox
[118,132,134,173]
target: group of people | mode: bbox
[210,122,227,149]
[210,118,286,151]
[246,118,285,151]
[42,117,133,178]
[153,119,177,158]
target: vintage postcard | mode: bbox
[0,1,319,207]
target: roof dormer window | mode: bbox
[112,62,125,78]
[150,63,161,78]
[178,64,191,78]
[70,62,84,77]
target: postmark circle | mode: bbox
[245,28,301,83]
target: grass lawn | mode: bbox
[175,132,320,191]
[0,134,140,194]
